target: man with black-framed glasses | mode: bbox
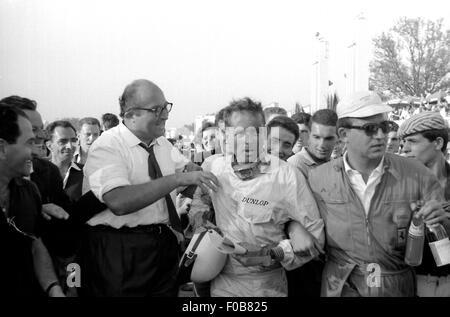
[307,90,449,297]
[81,79,219,297]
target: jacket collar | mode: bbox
[332,153,401,181]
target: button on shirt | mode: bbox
[83,122,189,228]
[343,153,385,215]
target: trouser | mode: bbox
[53,254,78,297]
[339,267,416,297]
[194,282,211,297]
[286,259,324,297]
[79,224,180,297]
[417,274,450,297]
[321,258,416,297]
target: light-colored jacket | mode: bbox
[308,153,444,297]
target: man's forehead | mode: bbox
[404,133,426,141]
[81,123,101,131]
[311,122,336,133]
[269,126,294,138]
[229,111,264,128]
[54,126,77,137]
[17,116,34,139]
[133,83,166,106]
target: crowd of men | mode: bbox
[1,80,449,297]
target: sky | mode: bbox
[1,0,449,129]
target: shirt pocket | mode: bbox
[320,198,354,251]
[379,200,412,252]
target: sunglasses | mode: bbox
[345,121,393,136]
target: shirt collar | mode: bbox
[118,122,162,148]
[68,161,82,172]
[299,147,319,166]
[343,152,385,176]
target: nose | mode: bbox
[374,128,387,139]
[402,141,411,153]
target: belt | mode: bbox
[352,263,413,277]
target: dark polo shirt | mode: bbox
[30,157,106,257]
[0,178,42,296]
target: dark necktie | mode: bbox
[139,143,182,233]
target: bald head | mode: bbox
[119,79,166,117]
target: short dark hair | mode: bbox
[46,120,77,140]
[101,113,119,130]
[0,104,28,143]
[223,97,265,126]
[291,112,311,126]
[337,117,353,130]
[310,109,338,129]
[387,120,399,132]
[266,115,299,143]
[263,106,287,121]
[420,129,449,153]
[0,95,37,111]
[79,117,101,130]
[201,121,216,134]
[214,107,227,126]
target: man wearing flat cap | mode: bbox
[307,90,449,296]
[399,112,450,296]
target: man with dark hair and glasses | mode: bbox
[307,91,448,297]
[81,79,219,297]
[0,105,64,297]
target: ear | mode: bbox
[337,127,348,143]
[45,140,52,152]
[434,137,444,152]
[0,138,8,160]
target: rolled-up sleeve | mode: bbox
[84,138,131,203]
[285,167,325,248]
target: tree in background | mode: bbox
[370,17,450,97]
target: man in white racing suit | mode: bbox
[189,97,324,297]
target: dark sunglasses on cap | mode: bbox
[345,120,394,137]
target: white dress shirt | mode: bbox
[83,122,189,228]
[343,153,385,216]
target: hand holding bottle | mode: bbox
[414,200,449,226]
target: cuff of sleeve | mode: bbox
[96,179,131,203]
